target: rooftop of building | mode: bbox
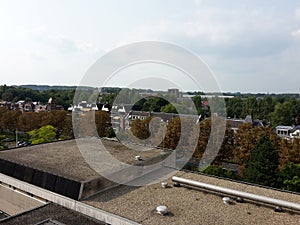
[1,140,300,224]
[1,203,107,225]
[0,139,167,182]
[84,171,300,225]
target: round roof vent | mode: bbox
[274,206,283,212]
[156,205,168,215]
[161,181,168,188]
[222,197,233,204]
[236,197,244,203]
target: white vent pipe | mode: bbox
[172,176,300,211]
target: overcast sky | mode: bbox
[1,0,300,93]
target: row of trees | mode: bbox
[113,93,300,127]
[226,96,300,127]
[0,108,72,139]
[129,116,300,191]
[1,84,300,127]
[0,108,114,143]
[0,85,75,109]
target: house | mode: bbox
[227,115,269,132]
[276,126,294,138]
[289,125,300,138]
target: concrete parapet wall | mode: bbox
[0,159,81,200]
[0,173,140,225]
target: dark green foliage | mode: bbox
[105,127,116,138]
[0,85,75,109]
[0,135,7,150]
[280,163,300,192]
[202,165,240,180]
[243,135,280,187]
[160,103,178,114]
[141,97,169,112]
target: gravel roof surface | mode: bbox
[1,203,107,225]
[84,171,300,225]
[0,139,167,181]
[2,140,300,224]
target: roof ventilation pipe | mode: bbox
[156,205,168,215]
[172,176,300,212]
[161,182,168,188]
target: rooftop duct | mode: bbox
[172,176,300,212]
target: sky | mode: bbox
[0,0,300,93]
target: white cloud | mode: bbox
[123,7,292,59]
[291,29,300,39]
[26,26,99,54]
[194,0,203,7]
[296,8,300,21]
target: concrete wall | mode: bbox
[0,173,140,225]
[0,159,81,200]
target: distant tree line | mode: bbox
[102,88,300,127]
[1,85,300,127]
[0,85,75,109]
[225,96,300,127]
[0,108,113,145]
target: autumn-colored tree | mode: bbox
[40,111,68,138]
[214,123,235,165]
[73,111,96,138]
[190,117,233,164]
[94,111,112,137]
[18,112,42,132]
[280,138,300,167]
[60,114,73,139]
[163,117,181,150]
[190,118,211,160]
[233,123,280,171]
[0,108,21,131]
[130,117,151,140]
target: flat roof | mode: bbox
[0,185,44,216]
[1,203,107,225]
[84,171,300,225]
[2,140,300,224]
[0,139,167,181]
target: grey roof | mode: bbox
[1,203,107,225]
[276,126,293,130]
[84,171,300,225]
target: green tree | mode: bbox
[160,104,177,114]
[192,95,203,115]
[226,97,243,118]
[202,165,240,180]
[0,135,7,150]
[269,99,300,126]
[243,135,280,187]
[29,125,57,144]
[281,163,300,192]
[241,96,258,118]
[142,97,168,112]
